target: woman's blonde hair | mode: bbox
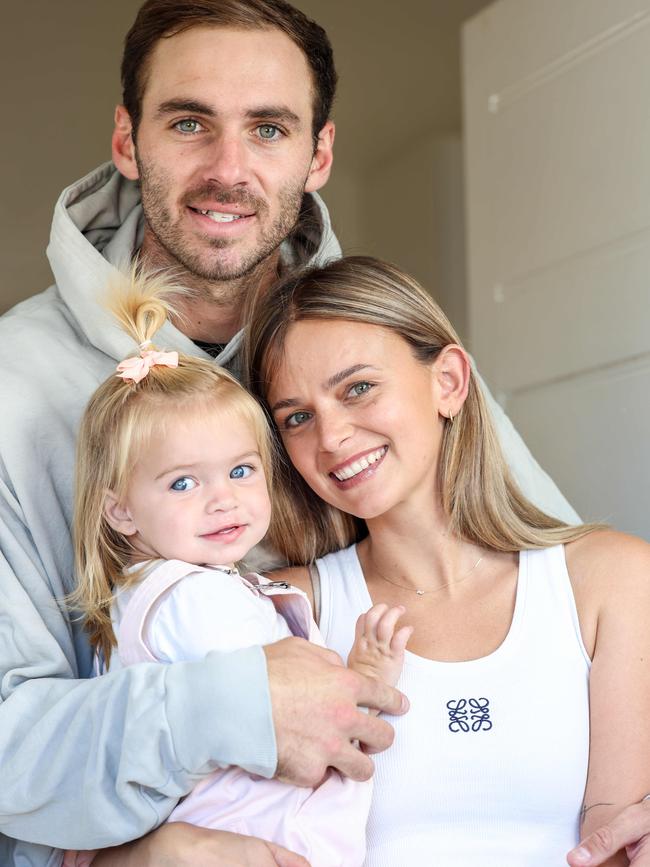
[244,256,598,564]
[72,268,273,663]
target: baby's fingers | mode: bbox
[391,624,414,654]
[354,611,367,643]
[361,603,390,639]
[375,605,407,644]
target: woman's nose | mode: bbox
[316,409,353,453]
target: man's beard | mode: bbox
[136,159,306,284]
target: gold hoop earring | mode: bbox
[448,410,454,423]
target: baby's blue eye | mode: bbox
[230,465,253,479]
[170,476,196,492]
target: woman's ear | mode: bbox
[103,491,137,536]
[432,345,471,420]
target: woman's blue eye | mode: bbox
[349,382,372,397]
[285,411,312,429]
[230,464,253,479]
[258,124,281,140]
[175,119,202,134]
[170,476,196,492]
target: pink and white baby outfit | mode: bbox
[109,559,370,865]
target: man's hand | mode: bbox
[264,637,409,786]
[92,823,310,866]
[567,799,650,865]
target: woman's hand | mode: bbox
[92,822,310,866]
[567,799,650,865]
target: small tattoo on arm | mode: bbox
[580,802,615,826]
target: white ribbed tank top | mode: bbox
[316,544,591,867]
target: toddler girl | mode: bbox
[65,272,410,867]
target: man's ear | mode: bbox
[304,121,335,194]
[432,345,471,420]
[112,105,140,181]
[103,490,137,536]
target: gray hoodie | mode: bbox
[0,162,577,866]
[0,162,342,865]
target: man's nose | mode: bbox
[204,132,249,188]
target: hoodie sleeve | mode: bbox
[0,487,277,852]
[474,368,581,524]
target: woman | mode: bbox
[242,255,650,866]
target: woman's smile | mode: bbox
[269,318,445,520]
[329,446,388,486]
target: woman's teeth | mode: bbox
[333,447,386,481]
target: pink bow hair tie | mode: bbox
[116,349,179,383]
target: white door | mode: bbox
[463,0,650,539]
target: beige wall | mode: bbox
[0,0,488,333]
[0,1,141,312]
[354,133,467,343]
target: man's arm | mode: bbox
[567,799,650,865]
[91,824,311,867]
[0,500,405,856]
[475,369,581,523]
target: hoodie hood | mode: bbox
[47,161,341,367]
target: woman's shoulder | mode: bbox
[565,528,650,606]
[563,530,650,658]
[265,565,313,605]
[566,528,650,574]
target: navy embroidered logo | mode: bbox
[446,699,469,732]
[447,697,492,732]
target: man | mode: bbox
[0,3,405,865]
[567,799,650,865]
[0,0,577,865]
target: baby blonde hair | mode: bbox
[72,267,273,663]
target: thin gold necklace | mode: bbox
[371,554,484,597]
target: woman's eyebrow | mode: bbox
[324,364,376,389]
[270,364,377,414]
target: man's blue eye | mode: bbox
[170,477,196,491]
[230,465,253,479]
[175,119,201,134]
[258,124,280,140]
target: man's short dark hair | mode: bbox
[122,0,337,142]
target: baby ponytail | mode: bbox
[107,263,183,349]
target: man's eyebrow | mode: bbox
[245,106,302,126]
[153,100,301,128]
[155,99,216,118]
[270,365,377,414]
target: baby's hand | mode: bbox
[347,604,413,689]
